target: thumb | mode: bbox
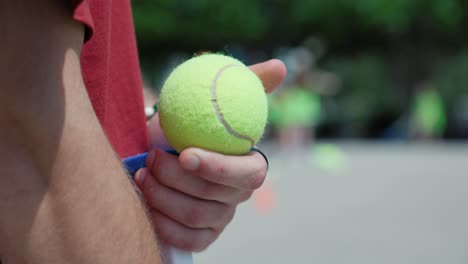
[249,59,287,94]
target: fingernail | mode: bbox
[135,169,146,184]
[183,152,200,171]
[147,150,156,169]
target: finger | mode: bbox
[179,148,268,190]
[145,148,180,180]
[137,167,235,230]
[149,209,220,252]
[145,149,252,204]
[249,59,287,94]
[159,170,253,205]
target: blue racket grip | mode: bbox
[123,149,179,178]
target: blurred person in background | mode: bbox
[409,82,447,140]
[269,47,322,151]
[0,1,286,262]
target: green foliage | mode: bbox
[352,0,416,32]
[133,0,267,48]
[133,0,467,50]
[290,0,417,33]
[431,0,463,28]
[132,0,468,137]
[288,0,465,35]
[432,50,468,105]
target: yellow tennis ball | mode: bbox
[159,54,268,155]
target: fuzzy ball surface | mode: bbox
[159,54,268,155]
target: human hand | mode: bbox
[134,59,287,251]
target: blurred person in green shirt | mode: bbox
[409,82,447,140]
[269,72,321,150]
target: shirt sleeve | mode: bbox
[69,0,94,42]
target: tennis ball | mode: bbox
[159,54,268,155]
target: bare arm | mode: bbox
[0,1,161,263]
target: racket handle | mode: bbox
[160,240,193,264]
[123,149,178,176]
[123,152,149,176]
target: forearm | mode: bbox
[1,138,155,263]
[0,63,161,264]
[0,1,161,262]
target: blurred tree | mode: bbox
[133,0,468,55]
[132,0,468,138]
[133,0,268,55]
[325,54,401,136]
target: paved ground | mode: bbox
[194,142,468,264]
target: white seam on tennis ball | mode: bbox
[211,64,255,147]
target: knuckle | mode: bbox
[200,181,219,200]
[184,206,205,228]
[143,177,161,201]
[216,164,228,175]
[151,152,164,174]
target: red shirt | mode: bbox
[71,0,148,159]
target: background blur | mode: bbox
[132,1,468,263]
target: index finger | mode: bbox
[249,59,287,94]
